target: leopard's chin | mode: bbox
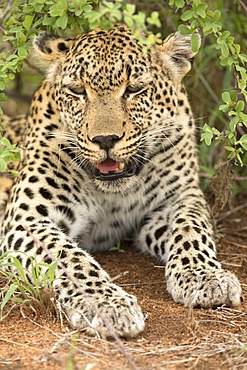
[93,175,139,194]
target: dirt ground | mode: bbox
[0,192,247,370]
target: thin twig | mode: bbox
[0,0,14,27]
[119,281,165,287]
[226,240,247,249]
[216,202,247,221]
[0,337,39,349]
[236,0,247,16]
[200,172,247,181]
[111,270,129,282]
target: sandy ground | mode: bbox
[0,194,247,370]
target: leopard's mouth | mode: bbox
[93,158,137,181]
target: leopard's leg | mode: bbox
[1,216,144,338]
[137,186,242,308]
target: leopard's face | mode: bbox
[34,24,198,191]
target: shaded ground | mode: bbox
[0,194,247,370]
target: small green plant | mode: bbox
[0,251,58,320]
[239,343,247,355]
[109,240,125,253]
[0,134,21,174]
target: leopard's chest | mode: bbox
[75,187,147,252]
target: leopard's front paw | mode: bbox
[166,269,242,308]
[63,283,145,338]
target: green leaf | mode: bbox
[83,4,92,13]
[125,3,135,15]
[212,127,221,135]
[0,81,5,90]
[56,13,68,29]
[34,3,44,12]
[18,47,28,58]
[239,135,247,150]
[0,158,7,172]
[60,0,68,11]
[195,3,207,18]
[1,137,11,146]
[239,112,247,126]
[8,169,19,176]
[219,104,228,113]
[221,30,231,40]
[221,43,229,57]
[181,10,195,21]
[229,116,239,131]
[1,283,19,317]
[49,1,67,17]
[236,100,244,112]
[178,24,191,35]
[175,0,185,8]
[147,12,161,27]
[212,9,221,22]
[191,33,199,53]
[49,8,63,17]
[222,91,231,104]
[124,15,134,28]
[42,15,55,26]
[201,124,214,145]
[202,123,212,133]
[110,9,122,21]
[23,15,34,31]
[8,73,15,80]
[201,131,213,146]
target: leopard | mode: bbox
[0,24,242,338]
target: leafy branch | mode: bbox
[169,0,247,165]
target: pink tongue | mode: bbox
[96,159,120,173]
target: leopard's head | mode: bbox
[34,24,200,192]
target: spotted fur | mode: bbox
[0,24,242,337]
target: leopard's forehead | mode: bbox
[72,25,142,59]
[62,25,152,90]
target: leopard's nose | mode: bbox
[91,135,121,150]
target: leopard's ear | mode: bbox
[33,32,71,62]
[157,31,201,81]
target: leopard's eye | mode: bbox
[125,85,144,94]
[68,86,86,96]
